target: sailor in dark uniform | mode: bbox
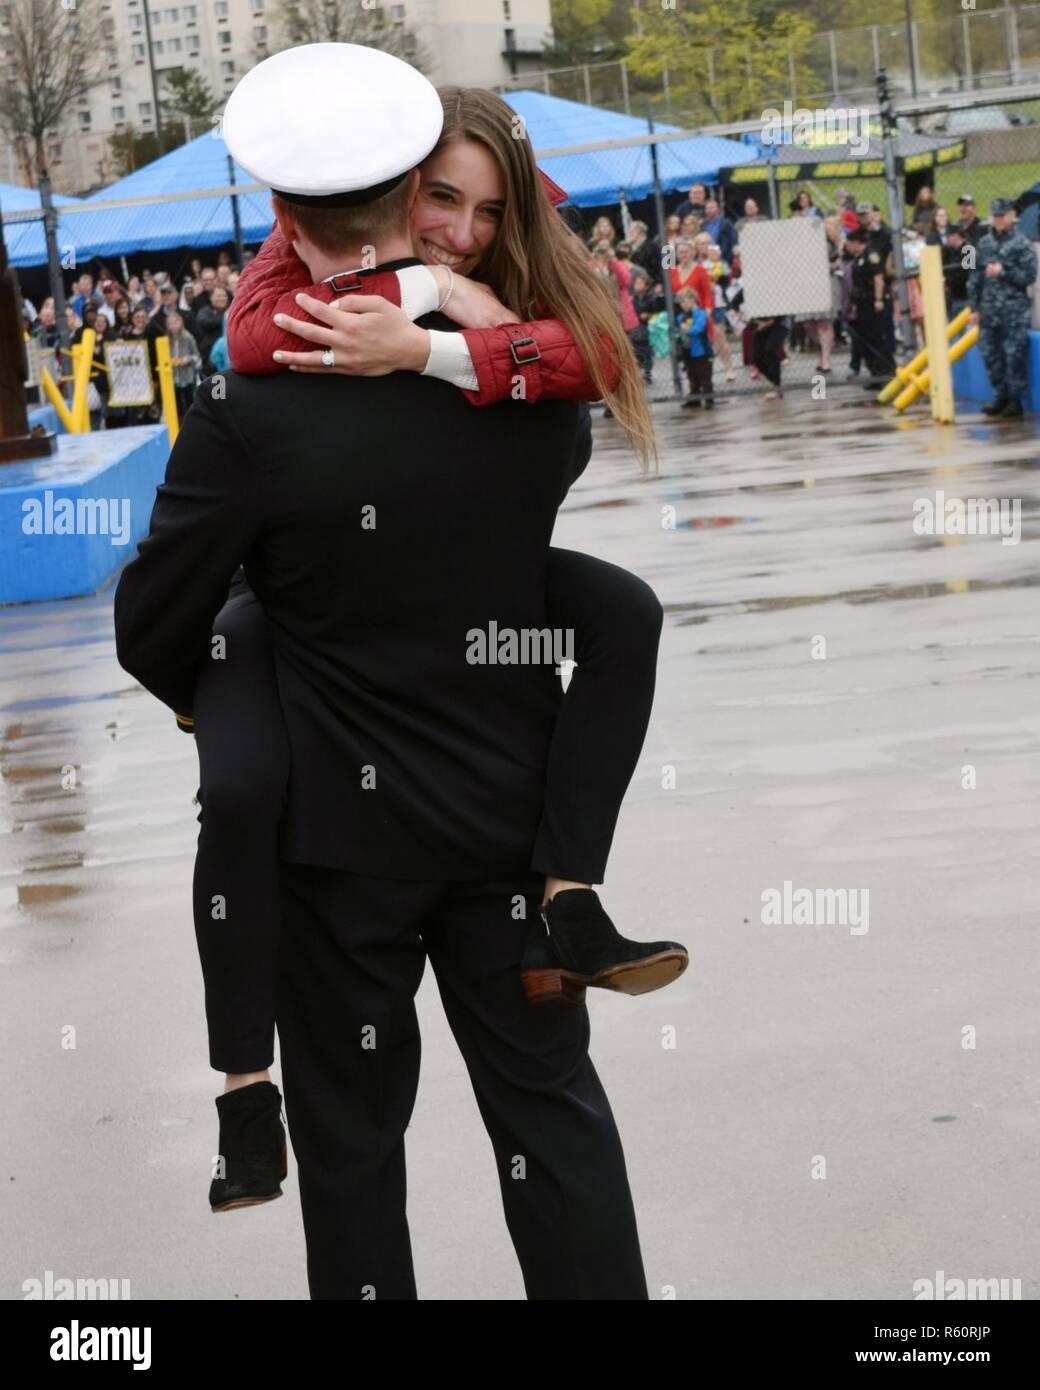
[844,227,895,384]
[114,44,648,1300]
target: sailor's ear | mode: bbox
[271,195,299,246]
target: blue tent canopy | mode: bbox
[500,90,758,207]
[0,182,82,269]
[6,133,271,268]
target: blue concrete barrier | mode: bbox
[952,327,1040,412]
[0,426,169,604]
[27,402,63,435]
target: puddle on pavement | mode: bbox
[666,572,1040,623]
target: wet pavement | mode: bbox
[2,389,1038,1300]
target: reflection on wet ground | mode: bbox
[0,391,1037,916]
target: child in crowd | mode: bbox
[676,286,714,409]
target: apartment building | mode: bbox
[2,0,552,195]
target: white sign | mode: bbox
[105,339,154,407]
[739,219,834,319]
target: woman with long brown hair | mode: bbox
[193,83,685,1213]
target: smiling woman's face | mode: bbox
[410,137,505,276]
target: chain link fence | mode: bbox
[493,3,1040,121]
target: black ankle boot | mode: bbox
[982,396,1008,417]
[209,1081,287,1213]
[520,889,688,1006]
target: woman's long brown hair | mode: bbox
[436,86,658,471]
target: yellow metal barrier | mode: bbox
[39,365,76,433]
[69,328,96,433]
[154,335,179,446]
[877,306,972,405]
[892,327,979,411]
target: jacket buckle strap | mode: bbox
[509,334,541,366]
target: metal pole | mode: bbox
[877,68,914,355]
[39,172,70,352]
[227,153,244,267]
[646,104,683,400]
[766,155,779,220]
[828,30,840,102]
[1006,2,1020,85]
[904,0,918,97]
[140,3,166,155]
[963,14,973,91]
[620,61,630,115]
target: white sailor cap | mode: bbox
[223,43,444,207]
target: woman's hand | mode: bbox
[272,292,431,374]
[436,274,521,329]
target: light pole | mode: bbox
[140,2,166,155]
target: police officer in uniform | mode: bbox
[113,44,648,1300]
[969,197,1038,419]
[845,227,895,384]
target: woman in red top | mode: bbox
[668,237,714,315]
[197,86,687,1210]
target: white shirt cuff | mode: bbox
[420,329,479,391]
[396,265,441,321]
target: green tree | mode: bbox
[162,68,221,138]
[543,0,629,67]
[624,0,816,124]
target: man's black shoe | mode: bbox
[1000,399,1024,418]
[209,1080,288,1213]
[521,889,688,1007]
[982,397,1008,416]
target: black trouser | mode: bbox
[753,321,786,387]
[850,299,895,378]
[683,355,713,400]
[174,383,196,420]
[276,865,648,1300]
[192,549,662,1074]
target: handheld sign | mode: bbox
[105,339,154,407]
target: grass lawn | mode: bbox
[775,161,1039,218]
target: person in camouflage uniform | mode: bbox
[968,197,1037,419]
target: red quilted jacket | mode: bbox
[226,179,621,406]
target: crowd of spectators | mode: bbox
[583,179,995,405]
[22,249,252,428]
